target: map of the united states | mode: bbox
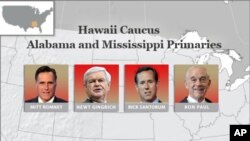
[2,6,53,33]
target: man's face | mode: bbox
[36,72,56,102]
[185,67,211,102]
[85,71,110,102]
[136,70,158,103]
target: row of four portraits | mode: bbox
[24,64,219,112]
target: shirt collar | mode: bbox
[187,95,206,103]
[152,98,160,103]
[87,98,107,103]
[140,98,159,103]
[38,96,55,103]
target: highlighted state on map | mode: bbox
[0,1,54,35]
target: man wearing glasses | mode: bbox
[180,65,212,103]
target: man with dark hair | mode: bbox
[134,66,161,103]
[26,65,67,103]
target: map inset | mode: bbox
[2,6,53,33]
[0,1,54,35]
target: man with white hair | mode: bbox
[180,65,212,103]
[83,66,111,103]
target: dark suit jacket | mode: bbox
[83,98,94,103]
[154,99,162,103]
[25,96,67,103]
[180,97,212,103]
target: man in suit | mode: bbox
[180,65,212,103]
[83,67,111,103]
[135,66,161,103]
[25,66,67,103]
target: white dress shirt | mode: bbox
[38,96,55,103]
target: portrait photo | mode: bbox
[24,65,68,103]
[174,65,218,104]
[74,64,119,104]
[125,64,169,104]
